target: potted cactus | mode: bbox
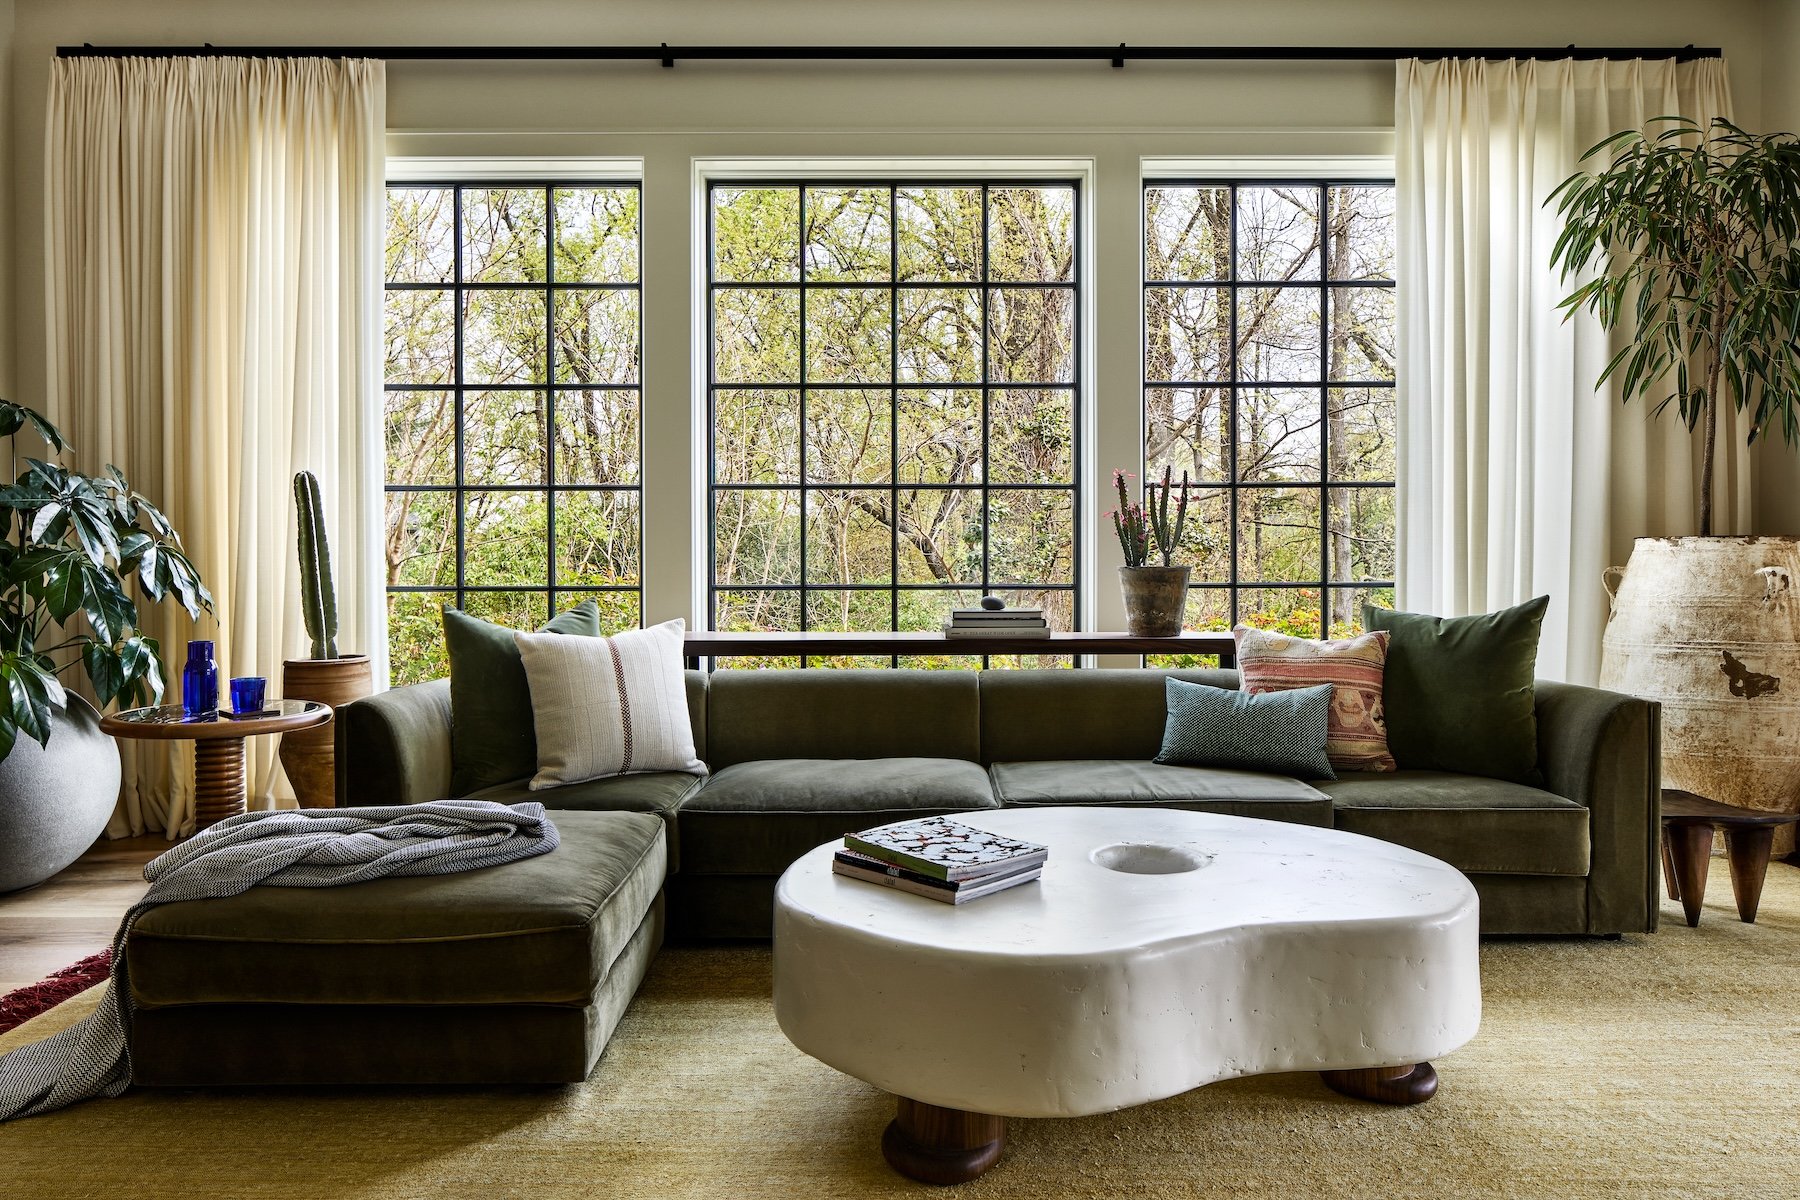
[278,470,371,808]
[1111,465,1193,636]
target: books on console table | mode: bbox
[942,624,1051,638]
[844,815,1049,881]
[832,849,1041,903]
[942,608,1050,638]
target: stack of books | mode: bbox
[942,605,1050,639]
[832,815,1048,904]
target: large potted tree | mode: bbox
[1550,117,1800,846]
[0,399,211,891]
[278,470,371,807]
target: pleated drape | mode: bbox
[45,57,387,837]
[1394,58,1740,684]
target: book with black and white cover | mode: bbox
[844,815,1050,881]
[949,608,1045,622]
[834,847,1035,885]
[832,852,1042,903]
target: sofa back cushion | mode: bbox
[979,668,1239,763]
[706,669,979,768]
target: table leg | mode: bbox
[193,737,248,830]
[882,1096,1006,1185]
[1664,822,1714,928]
[1661,833,1680,902]
[1724,825,1776,924]
[1320,1063,1438,1105]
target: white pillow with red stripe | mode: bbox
[515,618,705,788]
[1231,624,1396,773]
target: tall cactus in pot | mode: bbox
[294,470,338,659]
[279,470,371,808]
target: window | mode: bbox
[383,182,643,684]
[1142,181,1395,661]
[707,182,1081,667]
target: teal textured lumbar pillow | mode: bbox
[1364,596,1548,785]
[1154,677,1336,780]
[445,600,602,794]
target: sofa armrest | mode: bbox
[1534,679,1661,933]
[335,678,454,807]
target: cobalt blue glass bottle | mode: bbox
[182,640,219,718]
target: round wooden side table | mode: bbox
[1660,788,1800,927]
[100,701,331,830]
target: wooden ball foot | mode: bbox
[1320,1062,1438,1105]
[881,1096,1006,1185]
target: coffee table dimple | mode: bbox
[773,807,1481,1184]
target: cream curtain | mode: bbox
[45,57,387,837]
[1394,58,1740,684]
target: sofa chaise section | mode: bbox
[127,809,668,1086]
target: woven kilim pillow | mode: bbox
[1232,625,1396,773]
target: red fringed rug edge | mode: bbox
[0,950,112,1035]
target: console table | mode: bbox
[684,630,1235,667]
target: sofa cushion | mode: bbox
[978,668,1239,763]
[1318,771,1589,876]
[706,670,980,767]
[1366,597,1548,786]
[469,771,704,871]
[679,757,999,875]
[990,760,1333,826]
[128,809,666,1008]
[445,599,602,795]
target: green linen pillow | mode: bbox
[1154,677,1336,781]
[445,600,602,794]
[1364,596,1548,785]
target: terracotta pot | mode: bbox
[1120,565,1191,637]
[279,655,373,809]
[1600,536,1800,855]
[0,694,121,893]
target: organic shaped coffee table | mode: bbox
[773,807,1481,1184]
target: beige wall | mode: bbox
[4,0,1779,629]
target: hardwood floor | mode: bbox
[0,836,164,994]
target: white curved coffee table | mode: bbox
[773,807,1480,1184]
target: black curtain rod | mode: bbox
[55,43,1722,66]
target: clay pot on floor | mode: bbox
[1120,565,1191,637]
[279,655,372,808]
[1600,536,1800,856]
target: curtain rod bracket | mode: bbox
[1112,43,1125,70]
[661,42,673,69]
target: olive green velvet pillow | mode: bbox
[445,600,601,794]
[1364,597,1549,786]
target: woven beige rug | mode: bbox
[3,867,1799,1199]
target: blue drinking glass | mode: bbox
[229,676,267,715]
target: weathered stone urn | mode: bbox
[1119,565,1191,637]
[1600,536,1800,855]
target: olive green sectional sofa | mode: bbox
[125,666,1656,1088]
[338,667,1661,940]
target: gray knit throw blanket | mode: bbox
[0,800,559,1122]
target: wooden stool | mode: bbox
[1660,789,1800,927]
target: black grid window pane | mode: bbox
[708,181,1082,669]
[1143,181,1396,667]
[383,183,643,685]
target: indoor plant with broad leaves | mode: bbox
[278,470,371,809]
[1111,465,1192,636]
[1549,115,1800,847]
[0,399,211,891]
